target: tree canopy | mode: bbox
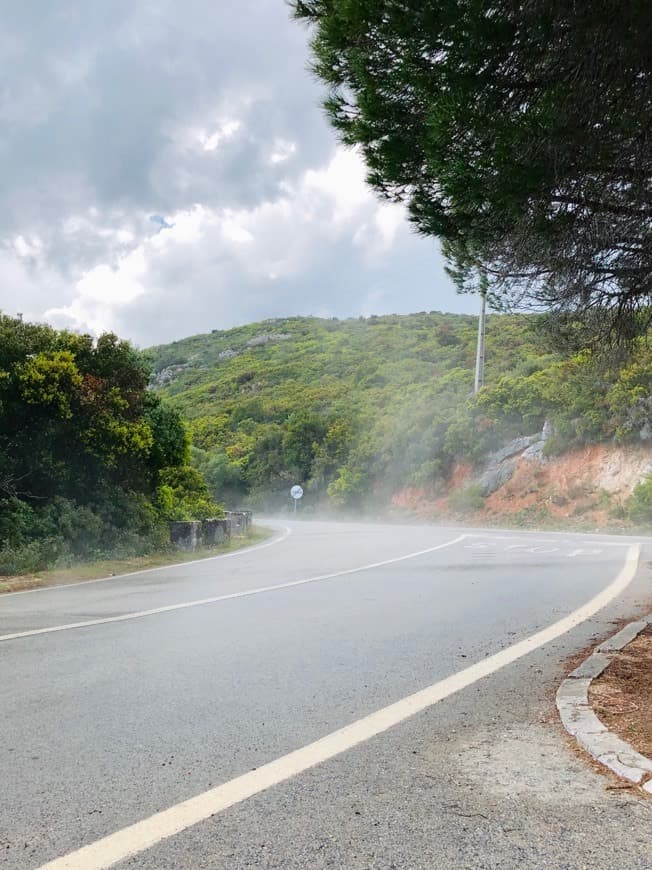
[0,315,221,574]
[293,1,652,331]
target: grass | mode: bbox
[0,525,273,595]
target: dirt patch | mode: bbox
[483,445,619,526]
[590,625,652,761]
[392,442,652,530]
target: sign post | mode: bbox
[290,484,303,515]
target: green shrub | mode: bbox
[626,478,652,524]
[449,483,484,514]
[156,466,224,520]
[0,537,67,575]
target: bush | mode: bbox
[156,466,224,521]
[0,537,67,575]
[449,483,485,514]
[0,492,172,574]
[627,478,652,524]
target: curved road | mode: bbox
[1,520,650,869]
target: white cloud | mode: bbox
[269,139,297,164]
[45,248,148,335]
[303,148,371,223]
[0,0,467,346]
[197,119,242,152]
[13,235,43,260]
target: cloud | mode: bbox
[0,0,470,345]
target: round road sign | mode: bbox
[290,485,304,500]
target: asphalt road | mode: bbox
[1,520,651,869]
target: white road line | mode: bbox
[567,548,604,558]
[0,526,293,599]
[39,544,641,870]
[0,534,468,643]
[465,533,633,547]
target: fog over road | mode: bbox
[1,521,651,869]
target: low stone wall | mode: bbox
[226,510,248,537]
[202,518,230,546]
[169,520,202,550]
[169,514,251,550]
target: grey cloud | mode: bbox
[1,0,466,343]
[1,0,328,222]
[109,222,477,348]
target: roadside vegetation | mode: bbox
[0,314,222,576]
[148,313,652,520]
[0,525,271,594]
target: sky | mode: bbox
[1,0,477,348]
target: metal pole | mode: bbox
[474,291,486,394]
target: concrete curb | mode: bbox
[557,616,652,794]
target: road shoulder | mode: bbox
[0,525,274,595]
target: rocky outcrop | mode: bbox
[151,363,190,388]
[245,333,291,347]
[478,460,518,496]
[521,420,553,462]
[476,423,553,496]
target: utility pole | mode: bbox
[473,286,487,394]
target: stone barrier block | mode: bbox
[226,511,248,536]
[169,521,202,551]
[202,518,231,546]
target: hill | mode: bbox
[146,313,652,526]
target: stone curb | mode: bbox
[556,616,652,795]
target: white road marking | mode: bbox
[0,535,468,643]
[0,526,293,598]
[467,533,632,547]
[39,544,640,870]
[567,548,604,558]
[467,540,607,556]
[526,546,560,554]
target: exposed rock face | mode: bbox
[491,434,540,464]
[477,432,543,495]
[393,435,652,528]
[522,421,553,462]
[596,452,652,494]
[151,363,189,388]
[478,460,517,496]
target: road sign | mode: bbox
[290,485,303,515]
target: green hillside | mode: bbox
[146,313,652,513]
